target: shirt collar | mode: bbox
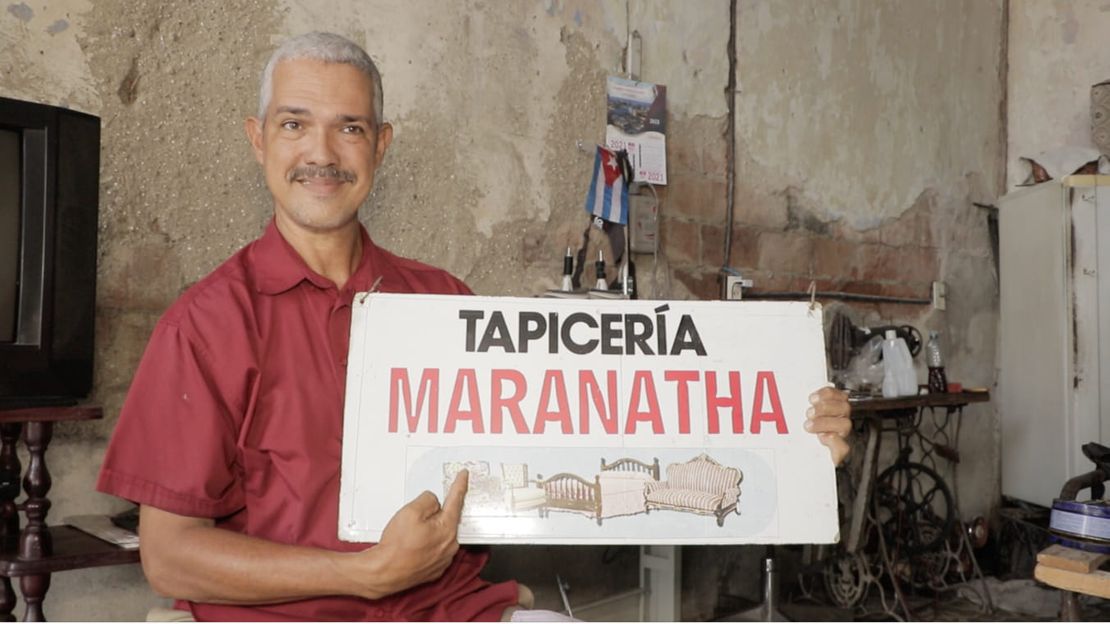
[251,219,386,296]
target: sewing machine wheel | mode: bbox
[871,461,954,556]
[894,523,953,589]
[823,552,871,608]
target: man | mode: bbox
[98,32,851,622]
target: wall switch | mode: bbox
[932,281,947,310]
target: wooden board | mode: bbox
[1037,544,1110,573]
[1035,563,1110,599]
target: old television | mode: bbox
[0,97,100,408]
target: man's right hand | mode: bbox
[358,470,469,597]
[138,472,471,606]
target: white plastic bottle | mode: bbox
[881,330,917,397]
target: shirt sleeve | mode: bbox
[97,319,247,519]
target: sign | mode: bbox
[339,295,838,545]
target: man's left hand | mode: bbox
[804,386,852,466]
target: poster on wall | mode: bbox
[605,76,668,185]
[338,294,838,545]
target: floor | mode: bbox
[542,574,1110,621]
[503,506,1110,622]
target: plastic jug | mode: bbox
[881,330,917,397]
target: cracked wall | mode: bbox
[1008,0,1110,189]
[0,0,729,618]
[0,0,1004,619]
[724,0,1005,519]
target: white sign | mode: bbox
[339,295,838,545]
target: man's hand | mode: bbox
[804,386,852,466]
[362,469,469,597]
[137,473,472,606]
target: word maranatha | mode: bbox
[387,368,789,436]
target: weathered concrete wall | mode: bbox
[672,2,1006,618]
[1008,0,1110,189]
[729,0,1005,528]
[0,0,727,618]
[0,0,1004,619]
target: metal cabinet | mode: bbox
[998,175,1110,507]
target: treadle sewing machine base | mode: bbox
[809,391,993,621]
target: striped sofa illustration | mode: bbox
[644,453,743,526]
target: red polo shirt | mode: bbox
[97,221,517,621]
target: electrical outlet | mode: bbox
[932,281,946,310]
[725,275,753,300]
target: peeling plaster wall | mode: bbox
[1007,0,1110,188]
[677,3,1006,616]
[0,0,97,111]
[729,0,1005,525]
[0,0,1005,619]
[735,0,1003,229]
[0,0,727,619]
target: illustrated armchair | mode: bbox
[644,453,742,526]
[501,462,545,514]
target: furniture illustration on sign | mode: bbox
[501,463,545,514]
[536,472,602,524]
[597,457,660,520]
[644,453,742,527]
[535,457,660,525]
[442,461,504,515]
[0,405,140,622]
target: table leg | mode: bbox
[18,575,49,622]
[18,422,53,622]
[0,423,23,622]
[1060,590,1080,621]
[0,579,13,623]
[0,424,22,551]
[846,419,880,553]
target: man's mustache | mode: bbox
[288,165,356,183]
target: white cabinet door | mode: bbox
[999,181,1070,507]
[1071,185,1101,480]
[1098,186,1110,453]
[1000,177,1110,507]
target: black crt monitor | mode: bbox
[0,97,100,408]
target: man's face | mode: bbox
[246,58,392,234]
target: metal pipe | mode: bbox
[721,0,738,290]
[563,587,646,616]
[742,290,932,305]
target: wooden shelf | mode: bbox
[0,405,141,621]
[0,526,138,577]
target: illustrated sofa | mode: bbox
[644,453,743,526]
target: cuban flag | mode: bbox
[584,145,631,224]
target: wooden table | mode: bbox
[0,405,140,621]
